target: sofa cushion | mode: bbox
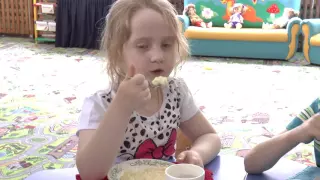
[184,0,301,28]
[310,34,320,46]
[184,27,288,42]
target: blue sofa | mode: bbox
[178,0,302,60]
[301,19,320,65]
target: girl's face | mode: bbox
[122,8,177,82]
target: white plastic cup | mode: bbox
[165,164,205,180]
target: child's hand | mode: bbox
[176,150,204,167]
[300,113,320,143]
[116,65,151,111]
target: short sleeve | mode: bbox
[286,98,320,130]
[286,117,303,131]
[76,91,111,136]
[177,79,199,122]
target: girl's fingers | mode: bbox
[184,152,203,167]
[144,93,151,101]
[177,152,187,162]
[141,80,149,90]
[141,88,150,97]
[141,88,151,101]
[125,65,136,79]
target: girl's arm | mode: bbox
[76,96,132,180]
[244,126,307,174]
[76,65,149,180]
[179,112,221,165]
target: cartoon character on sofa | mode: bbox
[224,3,246,29]
[184,4,212,28]
[262,8,299,29]
[221,0,263,23]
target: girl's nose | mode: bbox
[150,49,164,63]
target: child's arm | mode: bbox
[179,112,221,165]
[76,66,150,180]
[176,79,221,166]
[245,98,320,174]
[76,96,133,180]
[244,127,306,174]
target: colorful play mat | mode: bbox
[0,37,318,179]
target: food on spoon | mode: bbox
[152,76,168,87]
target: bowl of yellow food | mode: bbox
[108,159,173,180]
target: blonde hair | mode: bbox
[101,0,189,85]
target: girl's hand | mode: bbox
[116,65,151,112]
[176,150,204,167]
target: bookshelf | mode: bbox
[33,0,57,43]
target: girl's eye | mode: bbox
[137,44,148,49]
[162,43,172,48]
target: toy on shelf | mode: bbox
[224,3,247,29]
[184,4,212,28]
[33,0,57,43]
[262,8,299,29]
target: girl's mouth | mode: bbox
[151,69,164,75]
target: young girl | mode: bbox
[75,0,221,179]
[244,98,320,174]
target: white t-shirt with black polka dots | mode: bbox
[77,78,199,163]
